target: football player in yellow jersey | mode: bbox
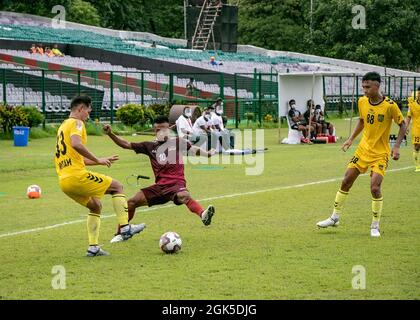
[405,87,420,172]
[55,95,145,257]
[317,72,406,237]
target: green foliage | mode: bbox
[0,104,29,133]
[147,103,171,118]
[83,0,184,37]
[235,0,419,70]
[1,0,418,69]
[116,103,155,127]
[20,107,44,128]
[85,120,103,136]
[67,0,101,26]
[29,126,55,139]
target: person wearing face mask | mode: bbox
[288,99,310,139]
[192,105,214,150]
[176,106,196,142]
[211,98,235,150]
[303,99,319,138]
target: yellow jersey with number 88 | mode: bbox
[356,96,404,158]
[54,118,87,179]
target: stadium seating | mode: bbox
[0,83,71,111]
[0,49,254,100]
[0,24,310,67]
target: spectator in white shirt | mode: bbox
[211,98,234,150]
[192,105,214,150]
[176,106,197,142]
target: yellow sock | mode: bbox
[332,189,349,216]
[413,150,419,167]
[112,194,129,226]
[87,213,101,246]
[372,197,383,223]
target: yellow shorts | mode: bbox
[347,151,389,177]
[59,171,113,206]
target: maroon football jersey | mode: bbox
[131,137,192,185]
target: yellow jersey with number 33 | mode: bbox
[356,96,404,157]
[54,118,87,179]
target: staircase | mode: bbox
[192,0,223,50]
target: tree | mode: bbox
[67,0,101,26]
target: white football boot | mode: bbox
[86,246,110,257]
[316,216,340,228]
[110,223,146,243]
[370,222,381,237]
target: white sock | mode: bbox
[331,213,340,220]
[371,221,379,229]
[120,225,130,233]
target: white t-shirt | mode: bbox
[176,115,193,137]
[193,115,211,134]
[211,113,224,131]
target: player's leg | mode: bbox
[370,172,383,237]
[176,190,214,226]
[105,179,145,241]
[59,176,109,257]
[113,191,148,237]
[127,191,149,222]
[298,125,307,138]
[317,168,360,228]
[85,197,109,257]
[316,122,322,135]
[413,143,420,171]
[328,123,334,136]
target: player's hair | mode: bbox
[71,95,92,109]
[362,72,381,83]
[417,86,420,91]
[289,99,296,105]
[154,115,169,124]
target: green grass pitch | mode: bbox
[0,119,419,300]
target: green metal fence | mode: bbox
[1,68,418,128]
[0,68,280,128]
[323,75,419,114]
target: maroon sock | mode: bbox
[186,199,204,217]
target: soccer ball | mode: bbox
[27,185,41,199]
[159,231,182,254]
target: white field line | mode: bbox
[0,166,413,239]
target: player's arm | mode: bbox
[391,121,407,161]
[84,156,118,166]
[405,116,411,134]
[200,125,211,133]
[70,134,113,167]
[342,118,364,151]
[188,145,216,157]
[103,124,133,149]
[404,110,411,134]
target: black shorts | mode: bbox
[141,182,188,207]
[291,124,299,130]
